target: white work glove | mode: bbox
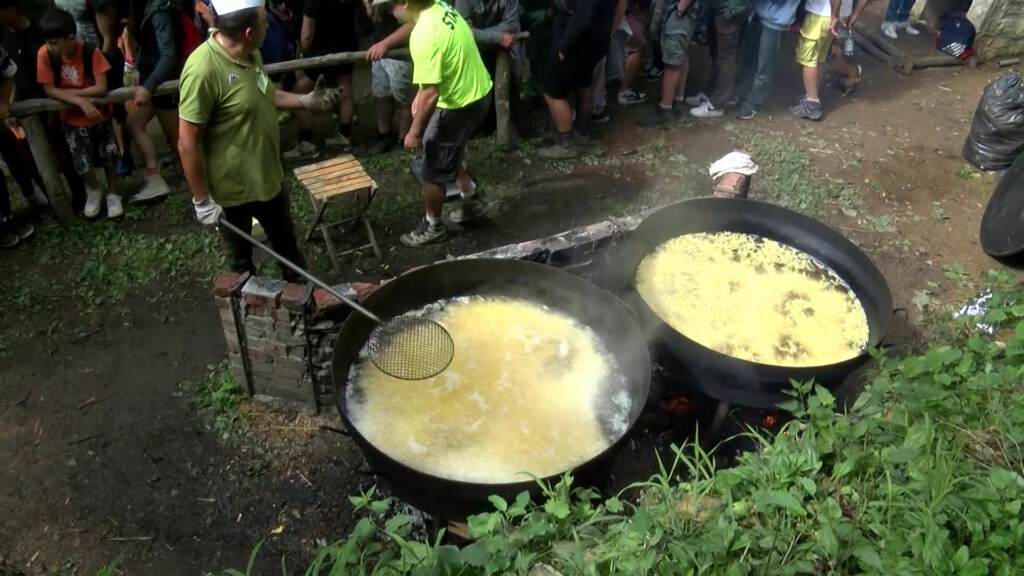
[193,195,223,226]
[299,75,340,112]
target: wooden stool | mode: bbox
[293,155,382,273]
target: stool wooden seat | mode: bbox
[293,155,381,273]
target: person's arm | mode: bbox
[275,88,304,109]
[409,85,438,134]
[559,0,597,54]
[613,0,628,34]
[178,119,209,201]
[93,1,121,55]
[847,0,871,27]
[276,74,339,110]
[0,50,15,121]
[300,16,315,54]
[367,21,413,61]
[142,11,178,93]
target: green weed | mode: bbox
[181,361,248,442]
[220,273,1024,575]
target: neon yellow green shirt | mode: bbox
[410,1,493,110]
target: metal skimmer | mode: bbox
[218,219,455,381]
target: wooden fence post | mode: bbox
[494,50,512,149]
[21,114,74,225]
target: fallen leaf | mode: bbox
[271,525,284,535]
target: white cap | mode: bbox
[212,0,264,16]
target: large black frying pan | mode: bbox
[602,198,893,408]
[331,259,652,520]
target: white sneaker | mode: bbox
[690,100,724,118]
[325,132,352,149]
[899,21,921,35]
[106,194,123,218]
[28,184,49,208]
[684,92,709,107]
[881,22,898,39]
[252,217,267,242]
[83,188,103,218]
[283,141,319,161]
[130,174,171,203]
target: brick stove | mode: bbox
[212,210,653,413]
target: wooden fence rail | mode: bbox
[13,33,526,224]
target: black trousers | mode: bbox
[218,189,306,282]
[0,126,44,218]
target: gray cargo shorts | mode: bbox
[661,10,698,67]
[421,91,493,183]
[371,58,414,104]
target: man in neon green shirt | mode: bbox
[393,0,493,247]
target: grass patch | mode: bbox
[740,131,863,217]
[180,361,249,442]
[221,272,1024,575]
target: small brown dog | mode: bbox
[828,44,863,96]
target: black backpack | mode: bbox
[47,42,104,88]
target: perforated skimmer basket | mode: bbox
[366,316,455,380]
[216,218,455,381]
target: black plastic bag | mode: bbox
[962,71,1024,171]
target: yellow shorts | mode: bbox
[796,13,833,68]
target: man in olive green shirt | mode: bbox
[395,0,493,248]
[178,0,337,280]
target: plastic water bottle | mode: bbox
[842,26,855,57]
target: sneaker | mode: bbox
[252,218,267,242]
[645,65,663,79]
[591,109,611,124]
[83,188,103,218]
[449,196,489,224]
[0,225,17,248]
[115,154,135,177]
[737,103,758,120]
[130,174,171,204]
[617,89,648,106]
[364,136,396,158]
[881,22,898,39]
[637,105,675,128]
[106,194,124,218]
[325,132,352,149]
[790,97,823,121]
[159,152,178,169]
[725,97,740,108]
[28,184,49,208]
[2,216,33,241]
[400,219,448,247]
[690,100,724,118]
[283,141,319,161]
[537,137,579,161]
[684,92,710,107]
[898,21,921,35]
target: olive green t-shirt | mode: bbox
[178,37,282,208]
[410,1,492,110]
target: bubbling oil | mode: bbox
[346,297,631,484]
[636,232,870,367]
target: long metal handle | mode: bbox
[217,218,381,323]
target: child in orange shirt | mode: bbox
[37,9,121,219]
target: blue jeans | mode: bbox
[885,0,915,23]
[734,16,784,110]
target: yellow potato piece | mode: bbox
[636,232,869,367]
[347,298,630,484]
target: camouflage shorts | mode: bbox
[63,121,118,175]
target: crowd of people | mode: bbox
[0,0,922,260]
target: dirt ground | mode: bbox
[0,31,1013,575]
